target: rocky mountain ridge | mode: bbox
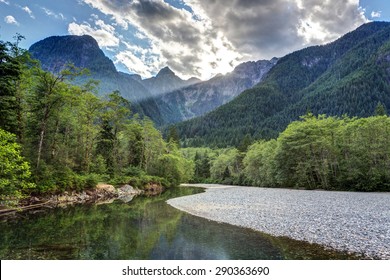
[153,58,278,124]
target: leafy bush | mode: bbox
[0,129,35,203]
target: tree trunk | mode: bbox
[37,125,45,169]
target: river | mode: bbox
[0,187,360,259]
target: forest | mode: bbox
[0,37,193,206]
[2,33,390,208]
[181,109,390,192]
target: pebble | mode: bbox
[167,184,390,259]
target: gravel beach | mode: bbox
[167,184,390,259]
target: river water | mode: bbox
[0,187,360,259]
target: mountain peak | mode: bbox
[157,66,175,77]
[29,35,117,74]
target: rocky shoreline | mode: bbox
[0,184,144,218]
[167,184,390,260]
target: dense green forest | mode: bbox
[175,22,390,147]
[0,37,193,205]
[180,112,390,192]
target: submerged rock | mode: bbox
[117,184,143,203]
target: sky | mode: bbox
[0,0,389,80]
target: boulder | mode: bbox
[96,183,116,194]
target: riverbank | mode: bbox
[0,184,143,218]
[167,184,390,259]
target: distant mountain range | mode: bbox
[148,58,278,124]
[175,22,390,147]
[29,35,275,126]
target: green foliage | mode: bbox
[0,40,22,135]
[0,129,35,203]
[238,134,253,152]
[152,142,194,186]
[210,148,242,184]
[243,140,277,187]
[243,115,390,191]
[374,102,387,116]
[126,175,169,190]
[274,114,341,189]
[193,151,211,182]
[96,119,116,173]
[167,125,180,147]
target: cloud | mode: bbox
[22,6,35,19]
[371,11,381,18]
[116,49,160,77]
[68,19,120,47]
[80,0,367,79]
[0,0,10,5]
[80,0,242,79]
[186,0,367,58]
[4,15,19,26]
[42,7,66,20]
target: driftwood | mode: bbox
[0,201,50,216]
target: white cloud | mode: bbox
[90,14,99,20]
[22,6,35,19]
[81,0,241,79]
[42,7,66,20]
[68,20,120,47]
[116,50,160,77]
[371,11,381,18]
[0,0,10,5]
[80,0,368,79]
[4,15,19,26]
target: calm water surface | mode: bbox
[0,187,360,259]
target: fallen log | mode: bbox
[0,201,50,216]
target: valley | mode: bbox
[1,21,390,261]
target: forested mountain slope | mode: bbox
[175,22,390,147]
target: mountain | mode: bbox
[28,35,164,122]
[28,35,196,123]
[140,66,200,97]
[29,35,190,124]
[28,35,116,74]
[175,22,390,147]
[29,35,150,101]
[143,58,278,124]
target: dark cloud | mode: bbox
[81,0,367,78]
[83,0,240,78]
[187,0,367,59]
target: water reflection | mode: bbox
[0,187,360,260]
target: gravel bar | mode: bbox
[167,184,390,259]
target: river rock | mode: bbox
[96,183,116,194]
[118,185,140,195]
[117,185,142,203]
